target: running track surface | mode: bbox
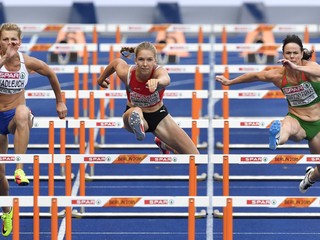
[3,34,320,240]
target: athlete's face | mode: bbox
[0,30,21,54]
[135,49,156,75]
[282,42,303,64]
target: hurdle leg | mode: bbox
[188,198,195,240]
[65,156,72,240]
[226,198,233,240]
[51,198,58,240]
[33,156,40,240]
[13,198,19,240]
[79,121,86,213]
[89,92,95,177]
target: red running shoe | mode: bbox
[154,137,170,154]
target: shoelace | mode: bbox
[1,213,11,228]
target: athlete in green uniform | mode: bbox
[216,34,320,194]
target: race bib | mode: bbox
[282,82,317,107]
[129,91,161,108]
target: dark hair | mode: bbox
[282,34,313,60]
[120,41,157,59]
[120,46,135,58]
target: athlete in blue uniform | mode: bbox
[0,23,67,237]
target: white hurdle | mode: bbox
[4,194,320,239]
[24,88,304,150]
[15,23,320,240]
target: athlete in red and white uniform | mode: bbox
[98,41,199,155]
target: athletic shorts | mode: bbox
[287,112,320,140]
[0,109,16,135]
[125,105,169,132]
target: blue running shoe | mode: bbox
[129,111,145,141]
[269,120,281,150]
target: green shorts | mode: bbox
[287,112,320,140]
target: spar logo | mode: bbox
[0,156,16,161]
[282,85,304,94]
[105,92,125,97]
[0,72,20,79]
[168,45,187,51]
[84,156,106,162]
[65,26,83,32]
[128,26,147,31]
[240,121,261,126]
[238,67,260,71]
[236,45,255,50]
[27,92,50,97]
[164,92,179,97]
[21,26,41,31]
[238,92,259,97]
[96,121,116,127]
[144,199,174,205]
[278,26,297,31]
[234,26,253,31]
[150,157,174,162]
[50,66,65,72]
[54,45,74,51]
[306,157,320,162]
[165,67,186,73]
[241,157,264,162]
[247,199,274,205]
[71,199,100,205]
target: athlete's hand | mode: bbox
[277,59,298,70]
[5,41,19,59]
[146,78,158,93]
[98,78,111,89]
[56,102,68,119]
[216,75,232,86]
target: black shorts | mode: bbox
[124,105,169,132]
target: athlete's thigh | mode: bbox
[284,115,306,141]
[309,132,320,154]
[154,115,197,153]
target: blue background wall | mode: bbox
[1,1,320,24]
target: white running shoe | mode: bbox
[299,166,315,193]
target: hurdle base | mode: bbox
[216,142,308,149]
[71,209,207,218]
[213,173,302,181]
[1,211,66,218]
[85,172,207,181]
[8,143,82,149]
[6,174,75,182]
[9,142,207,150]
[213,209,320,218]
[95,142,208,149]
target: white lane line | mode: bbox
[57,98,109,239]
[25,35,39,56]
